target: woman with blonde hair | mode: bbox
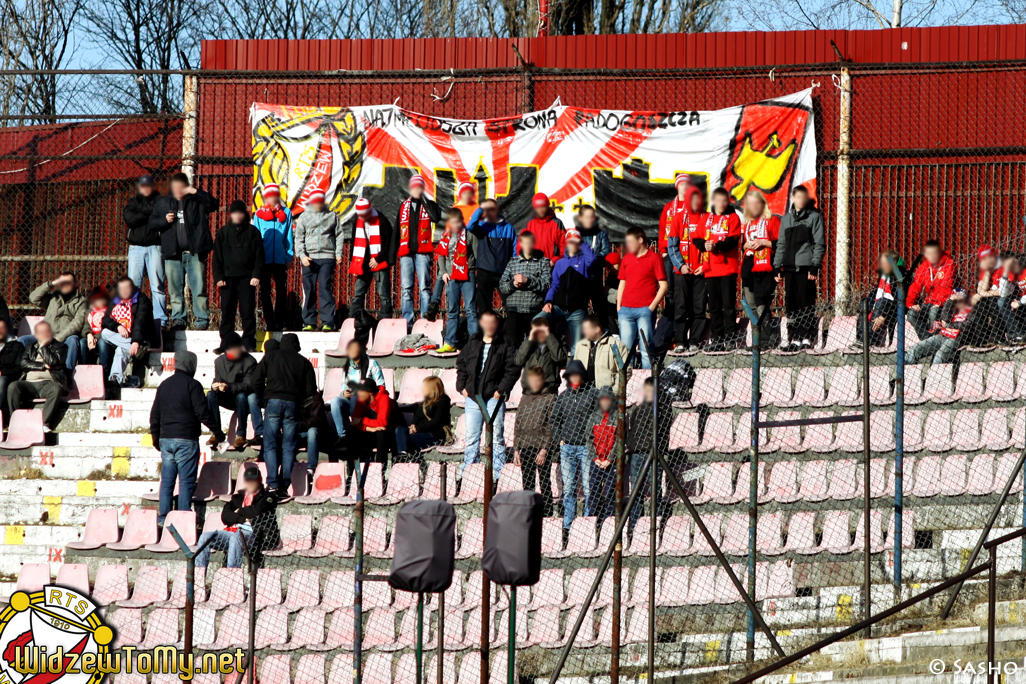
[395,375,452,459]
[740,189,780,349]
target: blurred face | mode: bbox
[599,396,614,413]
[230,210,247,224]
[483,201,499,222]
[0,320,8,339]
[583,320,601,341]
[1006,258,1022,275]
[625,234,643,254]
[568,373,584,386]
[578,208,596,229]
[459,189,474,204]
[264,192,280,207]
[924,245,941,265]
[746,193,766,218]
[225,344,244,360]
[244,478,261,494]
[532,323,548,342]
[519,235,535,255]
[979,254,997,271]
[57,275,77,295]
[642,383,655,403]
[117,280,134,301]
[410,185,424,199]
[879,255,894,275]
[357,388,374,402]
[527,373,544,394]
[446,217,463,233]
[309,200,326,213]
[170,179,188,199]
[35,322,53,345]
[480,314,499,337]
[138,182,154,196]
[566,238,581,255]
[690,191,704,212]
[421,379,435,400]
[346,341,362,361]
[532,202,548,218]
[791,189,809,210]
[712,193,729,214]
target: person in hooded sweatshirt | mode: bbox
[213,200,264,352]
[624,377,671,530]
[575,205,612,327]
[248,333,317,501]
[586,386,620,520]
[543,228,595,349]
[513,366,556,516]
[521,193,566,265]
[149,350,224,526]
[902,239,957,342]
[551,359,598,531]
[666,182,708,352]
[692,187,741,351]
[207,332,263,451]
[252,184,294,331]
[468,198,515,315]
[658,173,695,311]
[773,185,826,350]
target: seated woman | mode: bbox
[329,339,386,438]
[396,375,452,459]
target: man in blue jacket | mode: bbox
[253,184,294,331]
[543,229,595,348]
[468,198,516,315]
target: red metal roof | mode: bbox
[202,25,1026,71]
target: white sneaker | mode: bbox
[42,426,52,433]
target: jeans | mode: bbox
[304,427,320,470]
[206,390,263,439]
[158,438,200,525]
[302,259,336,327]
[907,333,960,365]
[551,306,586,349]
[463,396,505,480]
[166,252,209,328]
[101,328,136,382]
[400,254,433,326]
[352,270,393,318]
[8,380,62,428]
[128,244,167,325]
[908,304,941,342]
[617,306,655,369]
[445,274,478,346]
[997,297,1022,340]
[628,452,661,530]
[475,269,503,314]
[62,334,83,371]
[264,398,299,491]
[96,334,112,376]
[195,528,253,569]
[395,427,438,454]
[330,395,357,438]
[559,444,591,529]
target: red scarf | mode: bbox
[980,266,1003,292]
[660,197,684,253]
[255,205,287,222]
[435,228,469,281]
[397,198,434,256]
[742,216,779,273]
[940,307,971,339]
[350,211,388,276]
[111,300,133,333]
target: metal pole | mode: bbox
[181,74,199,183]
[508,587,516,684]
[648,354,659,682]
[862,298,872,636]
[475,395,502,684]
[833,65,853,315]
[611,355,627,684]
[746,301,760,662]
[355,461,371,684]
[417,593,424,684]
[893,256,906,591]
[438,463,447,684]
[238,531,257,684]
[167,525,213,659]
[988,548,997,684]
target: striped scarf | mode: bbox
[350,210,387,276]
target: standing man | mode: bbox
[393,174,440,327]
[248,333,317,502]
[436,208,478,354]
[666,183,708,352]
[551,359,599,531]
[294,189,345,332]
[23,273,87,371]
[253,184,294,331]
[522,193,565,265]
[543,228,595,349]
[616,228,668,369]
[149,350,224,526]
[499,231,551,346]
[123,174,166,334]
[100,277,156,388]
[8,321,67,432]
[349,198,394,319]
[150,172,218,331]
[902,239,956,342]
[773,185,826,350]
[694,188,742,351]
[212,200,264,352]
[575,205,612,328]
[740,190,780,349]
[468,199,516,313]
[659,173,693,310]
[427,181,479,322]
[455,310,519,484]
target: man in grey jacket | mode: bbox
[22,273,88,371]
[294,190,345,331]
[773,185,826,350]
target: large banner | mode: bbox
[250,89,816,242]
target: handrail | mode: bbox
[987,527,1026,684]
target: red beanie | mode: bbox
[532,193,549,208]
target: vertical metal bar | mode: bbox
[648,356,659,681]
[893,261,906,591]
[748,310,760,662]
[184,553,195,657]
[611,359,627,684]
[988,548,997,684]
[862,297,872,637]
[355,461,370,684]
[417,593,424,684]
[508,586,516,684]
[833,66,853,315]
[438,463,447,684]
[238,531,257,684]
[477,395,499,684]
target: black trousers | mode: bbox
[260,263,289,330]
[783,269,818,343]
[8,380,62,428]
[519,445,553,517]
[475,269,503,314]
[856,296,897,347]
[220,277,257,349]
[706,275,738,345]
[673,272,708,347]
[301,258,336,327]
[505,310,541,347]
[591,282,618,334]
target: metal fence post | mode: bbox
[891,256,907,592]
[438,462,448,684]
[167,525,214,659]
[355,460,371,684]
[988,547,997,684]
[862,297,872,636]
[833,65,853,315]
[648,352,660,681]
[238,531,257,684]
[611,349,628,684]
[181,74,199,183]
[474,394,502,684]
[739,298,760,661]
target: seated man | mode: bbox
[907,289,973,365]
[100,277,155,388]
[0,319,24,427]
[207,331,263,450]
[8,321,68,431]
[195,467,277,568]
[23,272,87,371]
[348,378,399,465]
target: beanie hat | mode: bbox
[565,229,582,243]
[979,245,996,260]
[458,181,476,197]
[228,199,248,214]
[355,198,372,215]
[409,174,426,189]
[262,183,280,198]
[674,173,691,188]
[532,192,549,208]
[308,188,326,203]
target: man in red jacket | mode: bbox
[348,378,398,464]
[906,240,956,341]
[666,182,707,351]
[693,187,742,350]
[659,173,693,312]
[521,193,566,265]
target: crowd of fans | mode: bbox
[0,169,1009,565]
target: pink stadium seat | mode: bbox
[438,368,463,406]
[0,409,45,450]
[456,517,484,560]
[689,412,733,453]
[276,608,327,651]
[424,654,457,684]
[497,463,523,493]
[827,459,858,500]
[17,316,43,338]
[68,508,119,550]
[380,462,421,503]
[938,454,969,496]
[871,411,896,451]
[867,458,893,498]
[191,461,233,502]
[293,654,327,684]
[380,367,395,394]
[436,414,466,454]
[505,381,523,409]
[986,362,1019,402]
[254,605,289,649]
[156,567,206,608]
[541,517,563,557]
[110,608,142,647]
[265,515,313,556]
[759,561,796,600]
[910,456,943,497]
[687,514,723,556]
[869,365,894,404]
[833,412,865,452]
[12,563,50,595]
[904,364,926,405]
[368,318,407,356]
[116,565,168,608]
[322,368,347,403]
[397,368,434,404]
[65,365,105,403]
[720,461,765,504]
[783,511,817,554]
[296,463,349,504]
[55,564,90,595]
[921,410,953,452]
[585,605,626,648]
[813,316,855,354]
[623,607,649,645]
[455,463,487,504]
[689,368,724,405]
[527,569,565,609]
[724,411,768,454]
[320,572,355,611]
[995,453,1024,494]
[767,412,802,452]
[459,607,485,648]
[626,369,651,406]
[764,461,800,503]
[389,610,429,651]
[953,410,982,451]
[199,567,246,610]
[333,461,384,505]
[219,461,262,501]
[625,516,652,557]
[967,454,995,495]
[421,462,457,499]
[721,514,748,555]
[818,511,852,554]
[281,569,320,612]
[804,411,836,452]
[93,564,130,606]
[563,568,598,611]
[667,413,700,450]
[954,363,987,402]
[524,605,563,647]
[922,363,956,403]
[363,654,394,684]
[714,564,749,604]
[258,654,291,684]
[851,510,885,553]
[659,516,691,555]
[141,608,180,649]
[145,511,196,553]
[713,369,752,408]
[797,460,829,502]
[762,368,793,406]
[107,509,158,552]
[308,608,356,651]
[693,462,734,504]
[199,605,248,649]
[358,517,391,558]
[190,607,215,648]
[561,517,598,558]
[785,368,826,407]
[325,318,360,357]
[827,367,860,407]
[327,654,355,684]
[658,567,691,607]
[296,516,350,558]
[902,410,926,451]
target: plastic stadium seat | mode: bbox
[726,411,768,455]
[784,368,825,407]
[827,459,858,500]
[561,517,598,558]
[361,517,392,559]
[291,654,327,684]
[397,368,434,404]
[257,654,291,684]
[199,605,248,649]
[687,514,723,556]
[276,608,327,651]
[667,413,700,450]
[380,462,421,503]
[818,511,852,554]
[389,609,429,651]
[658,567,691,607]
[327,654,355,684]
[456,518,484,560]
[67,508,119,550]
[714,564,748,604]
[922,363,956,403]
[869,366,894,404]
[199,568,246,610]
[107,509,158,552]
[459,607,485,648]
[714,369,752,408]
[523,569,564,610]
[995,454,1025,494]
[954,363,988,403]
[721,514,748,555]
[564,568,599,609]
[505,381,523,409]
[424,654,457,684]
[455,463,487,504]
[827,367,860,407]
[625,516,652,557]
[867,458,894,499]
[812,316,856,354]
[921,411,953,452]
[870,411,896,451]
[967,454,995,495]
[985,362,1019,402]
[759,561,796,600]
[902,410,926,452]
[783,511,817,554]
[939,454,969,496]
[541,517,563,558]
[110,608,142,647]
[689,412,733,453]
[145,511,196,553]
[325,318,359,357]
[689,368,724,405]
[910,456,943,497]
[361,607,396,648]
[581,519,617,558]
[851,510,885,553]
[368,319,407,356]
[497,463,523,493]
[719,461,765,504]
[952,410,983,451]
[903,364,926,405]
[295,516,349,559]
[116,566,168,608]
[692,463,734,504]
[764,461,800,503]
[422,462,457,500]
[66,365,105,403]
[93,565,130,606]
[141,608,180,649]
[762,368,793,406]
[438,368,463,406]
[55,564,90,595]
[685,566,718,605]
[658,516,691,555]
[296,463,349,504]
[797,460,829,502]
[191,461,233,502]
[322,368,347,403]
[626,369,651,406]
[320,572,356,611]
[309,609,356,651]
[17,315,43,338]
[380,368,395,394]
[804,411,836,452]
[219,461,262,501]
[281,569,320,612]
[11,563,50,595]
[522,605,562,647]
[265,515,313,556]
[436,415,466,454]
[156,567,206,608]
[0,409,44,450]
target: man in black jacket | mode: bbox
[123,175,166,330]
[207,332,263,451]
[8,321,67,430]
[149,350,224,525]
[248,333,317,500]
[0,319,23,427]
[550,359,599,530]
[624,377,673,530]
[213,201,264,351]
[195,467,277,568]
[100,277,155,388]
[455,310,520,483]
[149,172,218,331]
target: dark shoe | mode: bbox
[247,435,263,449]
[206,434,220,448]
[233,436,248,451]
[169,321,187,332]
[132,343,150,360]
[275,487,294,504]
[425,300,440,322]
[195,324,209,331]
[120,375,142,388]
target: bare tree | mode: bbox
[734,0,981,30]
